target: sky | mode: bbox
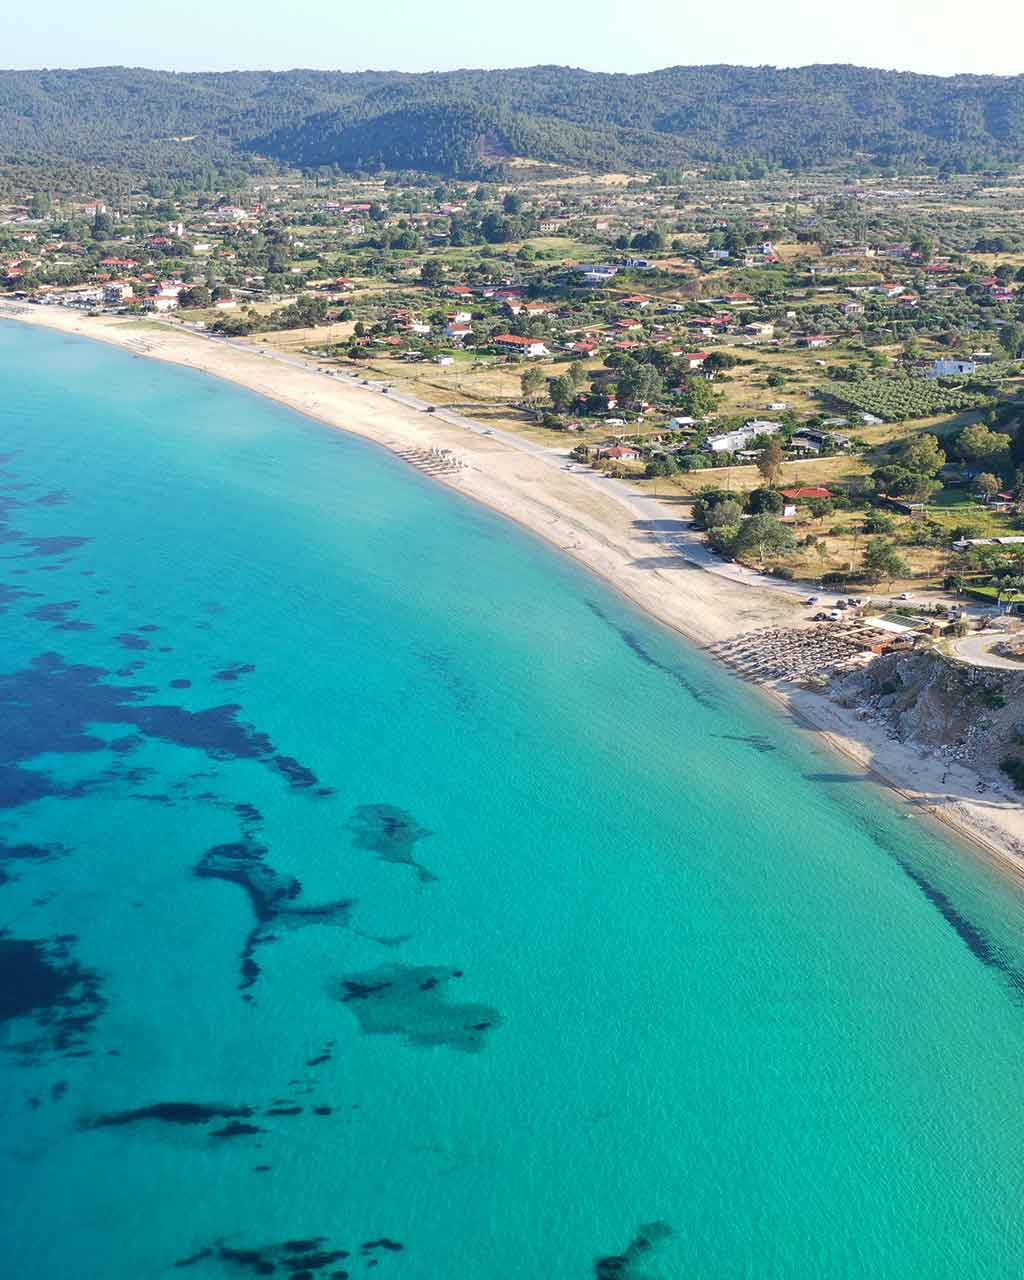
[5,0,1024,77]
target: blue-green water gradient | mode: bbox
[2,321,1024,1278]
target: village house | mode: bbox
[493,334,549,358]
[929,358,979,378]
[706,422,781,453]
[102,281,133,303]
[781,486,834,518]
[444,322,473,341]
[576,264,619,286]
[598,445,641,461]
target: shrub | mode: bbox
[1000,758,1024,791]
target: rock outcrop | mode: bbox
[831,649,1024,773]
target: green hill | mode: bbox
[3,63,1024,179]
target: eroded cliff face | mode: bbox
[831,650,1024,770]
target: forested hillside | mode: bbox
[3,64,1024,180]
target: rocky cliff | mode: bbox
[831,649,1024,774]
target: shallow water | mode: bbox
[2,320,1024,1278]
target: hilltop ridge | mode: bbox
[4,63,1024,179]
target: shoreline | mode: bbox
[6,303,1024,882]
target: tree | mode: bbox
[956,423,1011,462]
[90,211,114,239]
[616,363,663,408]
[705,498,743,528]
[900,433,945,476]
[747,487,784,515]
[178,284,211,308]
[548,374,575,414]
[756,439,784,487]
[502,192,523,214]
[678,376,718,419]
[1000,322,1024,358]
[733,514,796,562]
[975,472,1001,499]
[645,457,679,479]
[29,192,51,218]
[520,366,546,410]
[481,212,517,243]
[909,234,934,263]
[568,361,590,389]
[861,538,910,587]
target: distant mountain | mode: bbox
[2,64,1024,179]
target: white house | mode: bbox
[494,334,549,358]
[444,323,473,341]
[929,359,979,379]
[706,422,781,453]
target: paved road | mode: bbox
[950,632,1024,670]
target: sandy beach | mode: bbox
[6,302,1024,880]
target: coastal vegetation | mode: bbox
[4,99,1024,602]
[5,65,1024,184]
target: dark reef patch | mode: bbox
[209,1121,266,1139]
[114,632,150,650]
[214,663,256,682]
[346,804,436,884]
[272,756,320,791]
[715,733,776,753]
[595,1221,674,1278]
[170,678,192,689]
[20,535,91,558]
[335,964,501,1053]
[83,1101,256,1129]
[171,1234,395,1276]
[29,599,85,629]
[196,839,353,990]
[893,853,1024,995]
[586,600,717,709]
[0,651,326,810]
[35,490,69,506]
[0,582,40,612]
[0,836,69,864]
[0,930,105,1061]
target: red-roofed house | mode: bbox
[781,486,834,518]
[493,334,549,357]
[598,445,641,461]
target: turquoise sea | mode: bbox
[3,319,1024,1278]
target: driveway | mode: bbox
[950,632,1024,670]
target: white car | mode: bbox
[827,610,843,621]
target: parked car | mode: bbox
[804,596,819,605]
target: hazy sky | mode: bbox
[6,0,1024,76]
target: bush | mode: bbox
[1000,758,1024,791]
